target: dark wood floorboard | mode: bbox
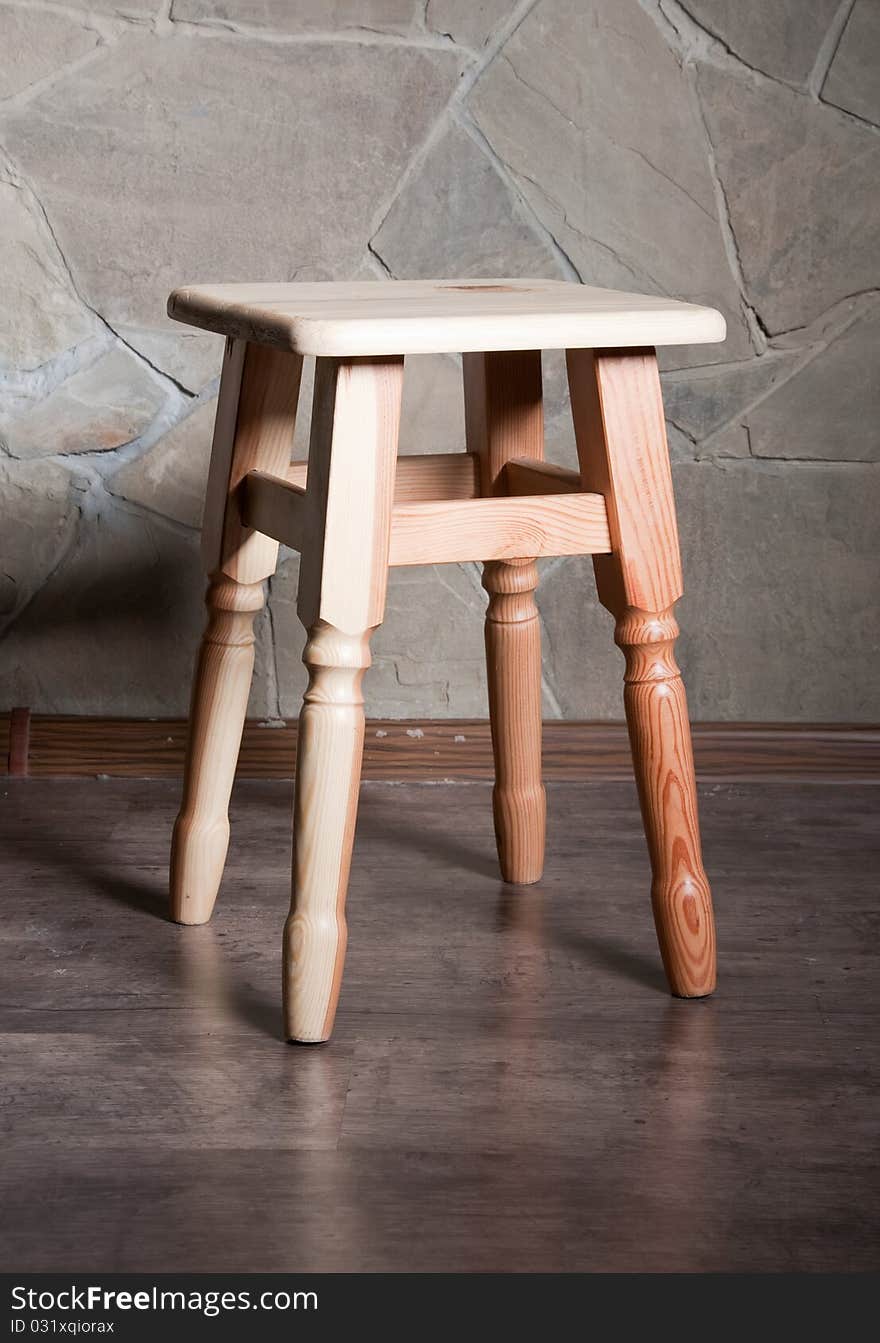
[0,778,877,1271]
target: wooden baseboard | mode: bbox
[2,713,878,782]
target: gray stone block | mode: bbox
[117,325,223,395]
[291,360,315,459]
[0,6,98,101]
[539,460,880,721]
[682,0,839,87]
[398,354,466,456]
[291,350,466,460]
[822,0,880,126]
[0,458,78,624]
[0,181,97,373]
[370,563,489,717]
[109,398,216,528]
[65,1,155,12]
[469,0,753,365]
[674,459,880,720]
[537,555,622,719]
[662,353,800,445]
[171,0,420,34]
[3,349,167,460]
[426,0,517,49]
[697,61,880,334]
[373,124,561,281]
[733,305,880,463]
[266,552,308,715]
[0,501,274,716]
[2,33,463,340]
[270,555,490,718]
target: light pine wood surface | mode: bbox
[502,458,582,495]
[284,622,371,1044]
[170,575,265,925]
[567,347,716,997]
[250,464,610,565]
[242,470,309,554]
[284,452,480,501]
[387,492,610,566]
[296,356,403,633]
[465,351,547,885]
[201,339,302,585]
[171,340,301,926]
[287,356,404,1042]
[168,278,726,356]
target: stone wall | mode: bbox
[1,0,877,721]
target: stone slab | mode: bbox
[540,459,880,720]
[425,0,516,49]
[271,555,492,719]
[171,0,420,33]
[697,61,880,334]
[736,306,880,463]
[683,0,839,87]
[2,33,463,341]
[117,325,223,395]
[662,353,800,444]
[109,398,216,528]
[0,6,98,101]
[373,123,561,282]
[0,502,274,716]
[0,459,78,625]
[3,349,167,460]
[468,0,752,365]
[0,180,97,373]
[822,0,880,126]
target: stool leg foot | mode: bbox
[170,574,264,925]
[483,558,546,884]
[615,607,716,997]
[284,622,371,1043]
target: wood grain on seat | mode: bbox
[168,278,726,356]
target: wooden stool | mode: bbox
[167,279,724,1042]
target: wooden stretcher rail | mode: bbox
[389,493,611,565]
[243,471,310,552]
[502,458,582,495]
[245,470,612,565]
[284,452,481,502]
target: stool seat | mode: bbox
[168,277,725,357]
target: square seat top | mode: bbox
[167,278,725,358]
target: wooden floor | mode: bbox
[1,777,877,1272]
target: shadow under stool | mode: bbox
[166,278,723,1042]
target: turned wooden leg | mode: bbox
[483,558,546,884]
[567,346,716,997]
[284,354,403,1042]
[283,623,371,1042]
[464,349,546,885]
[170,575,263,924]
[170,338,302,924]
[615,607,715,995]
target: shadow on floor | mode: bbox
[366,800,668,993]
[2,779,667,1037]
